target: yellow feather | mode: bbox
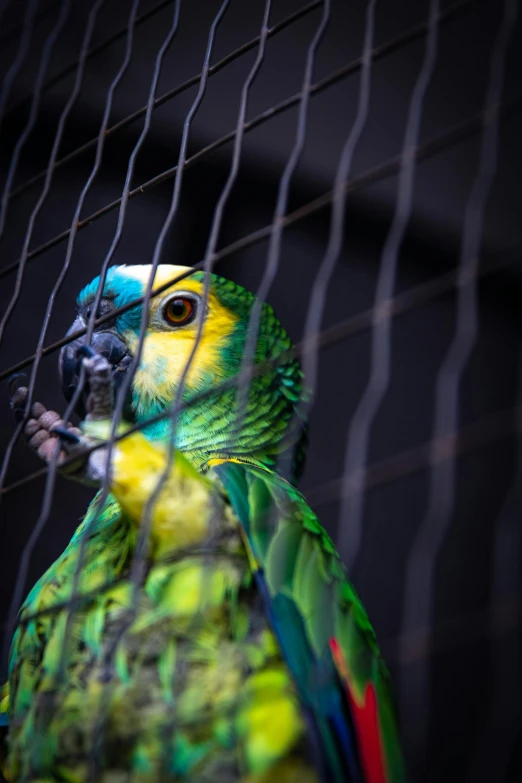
[107,431,217,559]
[237,666,305,774]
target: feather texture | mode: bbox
[3,266,403,781]
[211,460,404,783]
[4,440,317,782]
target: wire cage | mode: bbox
[0,0,521,781]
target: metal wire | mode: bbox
[67,3,232,775]
[337,0,441,567]
[2,87,521,386]
[289,0,377,476]
[107,3,273,765]
[1,1,521,778]
[3,397,521,631]
[0,0,108,511]
[67,0,228,642]
[57,0,184,446]
[3,556,520,719]
[0,0,183,667]
[138,0,273,536]
[0,0,477,283]
[0,0,110,673]
[0,1,72,501]
[236,0,330,464]
[306,400,521,509]
[44,0,185,769]
[7,0,323,203]
[0,0,108,351]
[49,0,184,624]
[0,0,70,240]
[2,0,176,120]
[2,240,519,503]
[0,0,142,676]
[399,0,518,768]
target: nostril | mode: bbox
[76,344,96,360]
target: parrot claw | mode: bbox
[9,384,28,422]
[8,374,31,422]
[8,348,115,486]
[7,372,28,397]
[81,350,115,421]
[51,426,82,445]
[7,382,97,482]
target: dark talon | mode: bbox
[76,344,96,359]
[12,403,27,422]
[7,372,27,396]
[52,426,81,445]
[9,379,29,421]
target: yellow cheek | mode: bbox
[125,332,207,402]
[124,289,238,402]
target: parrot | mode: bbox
[1,264,405,783]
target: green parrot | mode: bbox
[1,265,404,783]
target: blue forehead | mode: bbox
[77,267,144,332]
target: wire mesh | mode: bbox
[0,0,521,781]
[0,0,478,283]
[338,0,441,568]
[399,0,518,765]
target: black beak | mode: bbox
[59,317,133,419]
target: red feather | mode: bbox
[329,638,388,783]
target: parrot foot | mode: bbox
[76,345,116,421]
[8,373,110,486]
[9,377,83,470]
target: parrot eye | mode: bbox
[162,295,197,327]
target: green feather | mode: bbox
[3,266,403,782]
[214,460,405,783]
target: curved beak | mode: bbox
[59,317,133,419]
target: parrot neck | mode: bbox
[133,383,307,482]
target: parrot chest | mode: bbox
[7,547,308,782]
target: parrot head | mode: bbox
[60,265,308,478]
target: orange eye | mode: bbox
[163,296,196,326]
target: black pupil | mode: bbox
[170,299,187,318]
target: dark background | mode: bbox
[0,0,521,780]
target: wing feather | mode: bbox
[211,460,404,783]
